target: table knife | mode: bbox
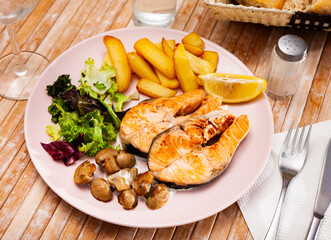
[306,137,331,240]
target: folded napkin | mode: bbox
[238,120,331,240]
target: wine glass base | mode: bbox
[0,51,50,100]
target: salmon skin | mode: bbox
[147,114,249,188]
[120,90,206,157]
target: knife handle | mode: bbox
[306,215,322,240]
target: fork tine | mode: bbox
[283,121,294,150]
[291,120,301,154]
[296,123,306,152]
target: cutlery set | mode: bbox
[264,122,331,240]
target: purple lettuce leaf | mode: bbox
[41,138,83,165]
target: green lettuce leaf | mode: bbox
[79,58,116,96]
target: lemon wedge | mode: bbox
[199,73,267,103]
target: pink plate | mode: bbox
[24,27,273,228]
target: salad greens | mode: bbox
[41,58,138,164]
[46,74,74,98]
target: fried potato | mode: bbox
[183,44,204,57]
[155,42,163,51]
[155,69,179,89]
[194,75,203,86]
[166,39,176,51]
[101,53,112,68]
[186,50,215,75]
[201,50,218,70]
[127,52,160,83]
[103,36,131,92]
[134,38,176,79]
[137,78,177,98]
[173,44,199,92]
[182,32,205,50]
[156,39,176,52]
[162,37,174,59]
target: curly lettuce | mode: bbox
[78,110,117,156]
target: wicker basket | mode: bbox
[204,0,331,31]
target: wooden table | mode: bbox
[0,0,330,239]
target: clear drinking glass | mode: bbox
[132,0,177,28]
[0,0,49,100]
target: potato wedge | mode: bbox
[156,39,175,52]
[134,38,176,79]
[201,50,218,70]
[103,36,131,92]
[182,32,205,50]
[183,44,204,56]
[173,44,199,92]
[137,78,177,98]
[195,75,203,86]
[162,37,174,59]
[155,69,179,89]
[186,50,215,75]
[166,39,176,51]
[127,52,160,83]
[101,53,112,68]
[155,42,163,51]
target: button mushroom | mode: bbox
[115,177,131,192]
[118,189,138,210]
[116,151,136,168]
[132,171,154,196]
[90,178,113,202]
[107,168,138,191]
[95,148,121,174]
[74,160,96,185]
[146,184,170,210]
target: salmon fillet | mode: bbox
[120,90,224,156]
[149,114,249,187]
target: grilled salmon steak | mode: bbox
[148,114,249,187]
[120,90,214,157]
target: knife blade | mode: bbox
[306,137,331,240]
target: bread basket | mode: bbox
[204,0,331,31]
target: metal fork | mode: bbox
[265,121,312,240]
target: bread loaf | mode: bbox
[308,0,331,14]
[236,0,286,9]
[282,0,311,11]
[236,0,331,14]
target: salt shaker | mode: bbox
[265,35,307,99]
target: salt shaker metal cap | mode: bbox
[275,34,307,62]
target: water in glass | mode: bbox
[132,0,176,28]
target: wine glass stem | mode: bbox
[6,23,27,77]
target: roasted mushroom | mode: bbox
[107,168,138,191]
[127,168,138,185]
[146,184,170,210]
[115,177,131,192]
[132,171,154,196]
[74,160,96,185]
[95,148,121,174]
[118,189,138,210]
[116,151,136,168]
[90,178,113,202]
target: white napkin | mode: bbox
[238,120,331,240]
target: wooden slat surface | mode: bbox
[0,0,329,239]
